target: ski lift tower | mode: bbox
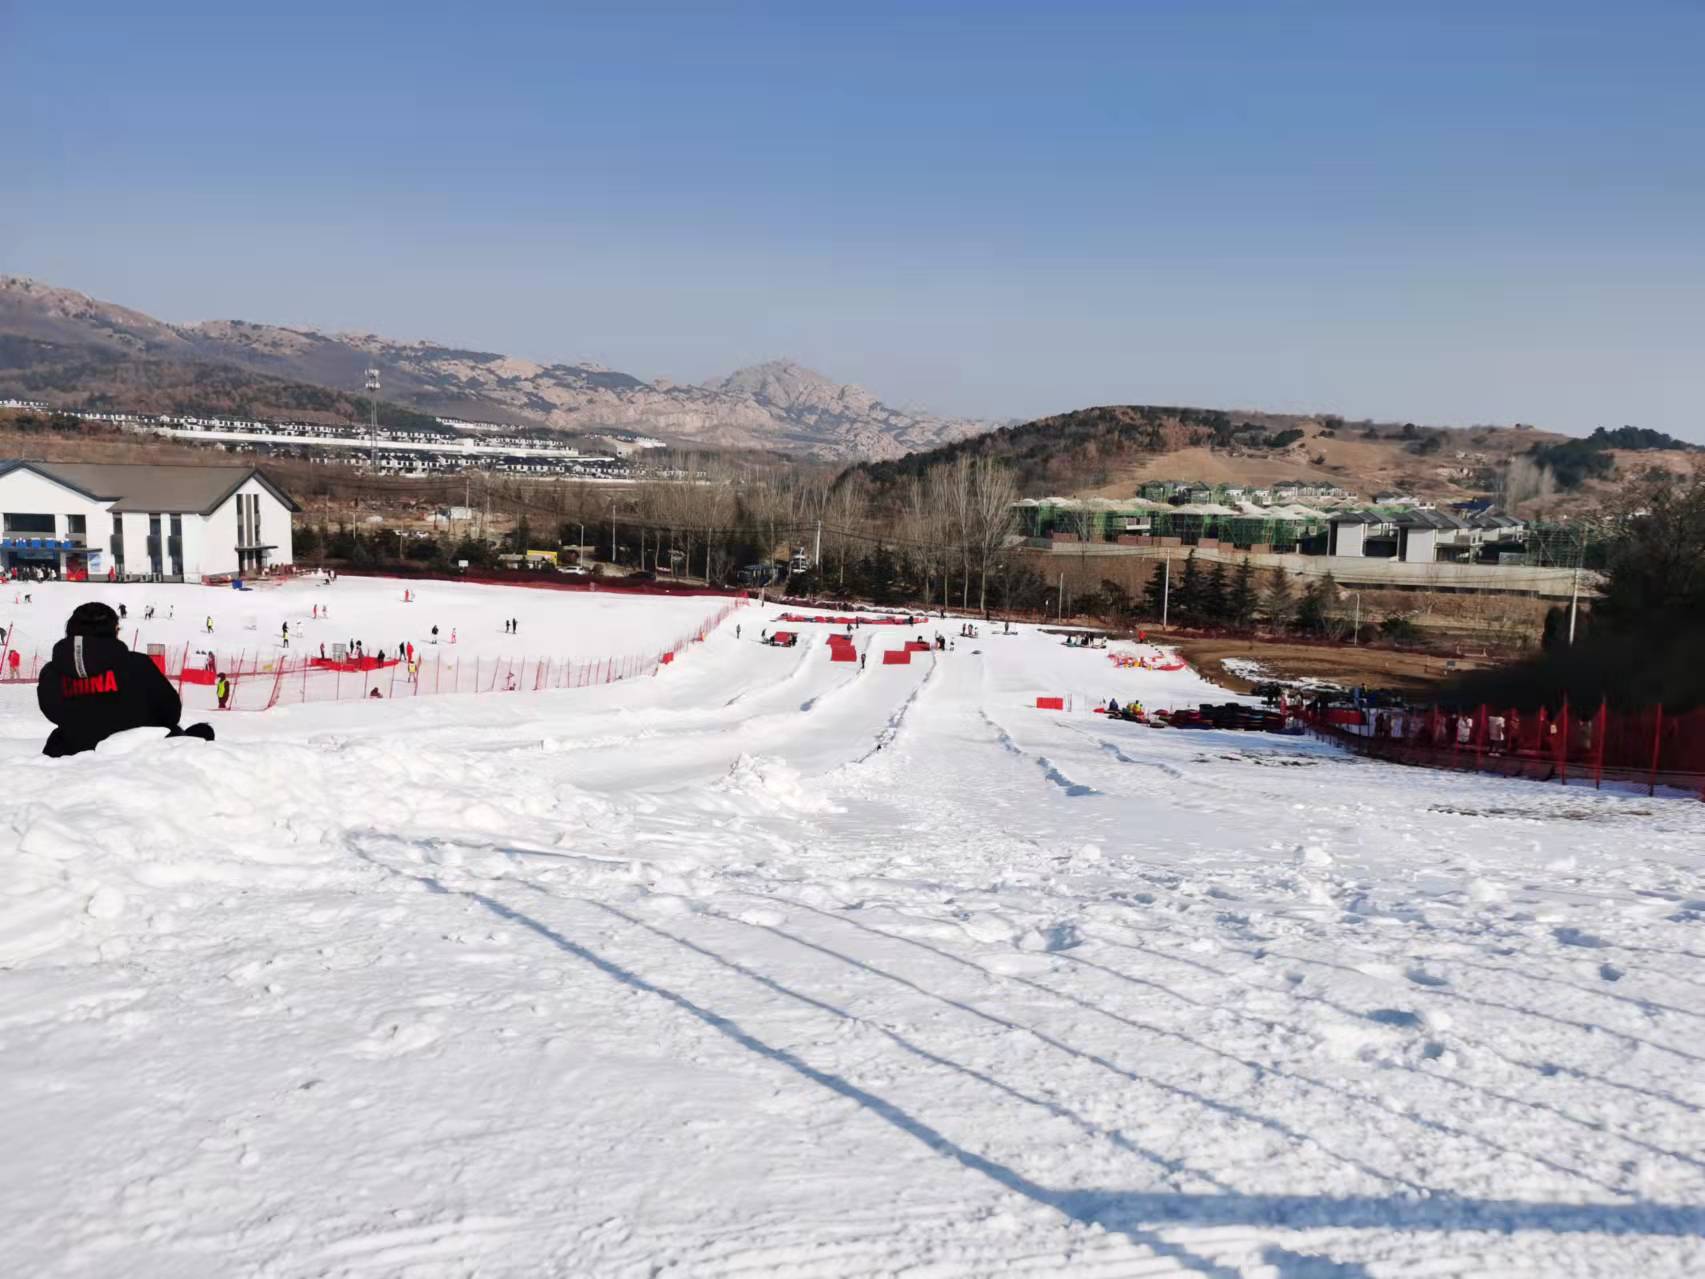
[364,365,382,471]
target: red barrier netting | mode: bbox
[0,598,748,715]
[1300,700,1705,799]
[776,613,925,627]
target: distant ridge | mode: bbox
[0,276,989,459]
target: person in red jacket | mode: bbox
[36,603,215,758]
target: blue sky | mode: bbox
[3,1,1702,438]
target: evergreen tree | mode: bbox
[1142,560,1169,620]
[1202,560,1229,625]
[1295,581,1327,633]
[1262,566,1294,629]
[1228,556,1257,628]
[1317,570,1341,609]
[1095,577,1134,625]
[1176,550,1203,621]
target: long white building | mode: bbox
[0,461,298,581]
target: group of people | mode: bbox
[1063,633,1107,649]
[3,564,62,584]
[1103,697,1147,723]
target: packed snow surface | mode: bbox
[2,578,1703,1277]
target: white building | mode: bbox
[0,461,298,581]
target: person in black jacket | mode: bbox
[37,603,215,758]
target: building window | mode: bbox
[66,514,87,539]
[3,513,55,534]
[251,494,262,548]
[168,515,183,577]
[148,514,163,576]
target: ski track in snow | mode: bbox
[2,579,1704,1277]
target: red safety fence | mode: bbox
[1301,700,1705,799]
[0,597,748,715]
[776,613,925,627]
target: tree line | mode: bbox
[1448,468,1705,710]
[1072,552,1417,642]
[296,451,1034,613]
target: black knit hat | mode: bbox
[65,602,120,638]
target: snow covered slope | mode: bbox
[2,581,1702,1277]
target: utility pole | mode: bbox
[1350,590,1362,644]
[364,366,381,472]
[1568,528,1584,645]
[1161,556,1171,629]
[814,519,822,571]
[1058,572,1065,621]
[610,506,617,563]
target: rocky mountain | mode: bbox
[0,276,988,459]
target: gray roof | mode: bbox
[1393,508,1467,530]
[1329,511,1382,525]
[0,461,299,514]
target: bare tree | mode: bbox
[968,457,1018,613]
[825,471,872,587]
[1502,455,1558,517]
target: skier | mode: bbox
[118,603,127,620]
[512,618,519,635]
[859,652,866,670]
[431,625,440,644]
[450,628,457,645]
[205,616,214,634]
[216,672,231,710]
[735,624,741,640]
[36,603,215,757]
